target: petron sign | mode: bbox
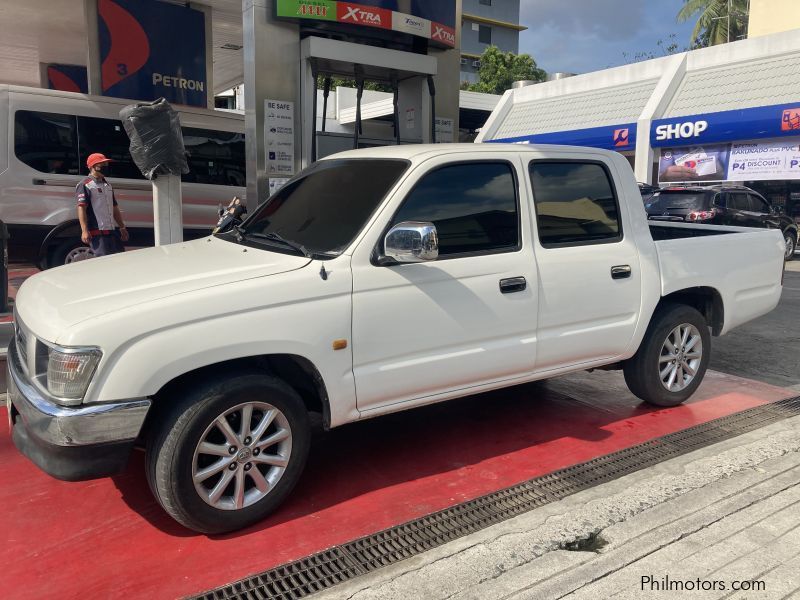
[98,0,207,107]
[275,0,456,48]
[651,103,800,147]
[488,123,638,152]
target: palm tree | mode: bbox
[678,0,749,47]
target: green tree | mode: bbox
[677,0,749,47]
[462,46,546,94]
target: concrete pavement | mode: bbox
[314,414,800,600]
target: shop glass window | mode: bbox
[14,111,79,174]
[530,161,621,247]
[182,127,246,187]
[77,116,144,179]
[729,193,751,211]
[391,162,519,257]
[479,25,492,44]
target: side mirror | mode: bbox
[384,221,439,263]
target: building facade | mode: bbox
[749,0,800,38]
[461,0,526,83]
[478,29,800,222]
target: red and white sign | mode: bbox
[337,2,391,29]
[431,23,456,47]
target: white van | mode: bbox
[0,85,245,268]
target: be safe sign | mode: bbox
[265,100,296,177]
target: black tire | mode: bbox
[146,371,311,534]
[623,303,711,407]
[785,230,796,261]
[48,239,94,268]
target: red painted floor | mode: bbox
[0,370,795,599]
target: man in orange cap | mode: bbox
[76,153,129,257]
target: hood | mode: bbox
[16,236,311,341]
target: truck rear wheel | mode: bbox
[623,304,710,407]
[146,371,311,534]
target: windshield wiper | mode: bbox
[245,231,313,258]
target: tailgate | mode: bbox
[654,224,784,335]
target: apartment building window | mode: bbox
[479,24,492,44]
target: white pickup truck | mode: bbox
[8,144,786,533]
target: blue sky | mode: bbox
[518,0,698,75]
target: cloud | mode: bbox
[517,0,695,74]
[520,0,646,41]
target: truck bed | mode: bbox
[649,222,736,240]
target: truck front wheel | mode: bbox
[146,372,311,534]
[623,304,710,407]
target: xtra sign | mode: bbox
[337,2,391,28]
[98,0,207,107]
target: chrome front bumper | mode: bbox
[7,339,151,480]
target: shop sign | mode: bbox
[277,0,337,21]
[652,103,800,147]
[98,0,207,107]
[392,12,431,38]
[337,2,391,28]
[658,138,800,183]
[489,123,638,152]
[265,100,296,177]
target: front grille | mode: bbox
[15,323,28,371]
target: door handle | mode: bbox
[499,276,527,294]
[611,265,632,280]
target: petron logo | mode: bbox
[337,3,390,28]
[613,128,630,147]
[654,120,708,142]
[782,108,800,131]
[432,24,456,46]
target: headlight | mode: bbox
[46,346,102,401]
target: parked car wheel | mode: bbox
[146,371,311,534]
[49,239,94,268]
[623,303,710,407]
[784,230,796,261]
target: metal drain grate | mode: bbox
[191,395,800,600]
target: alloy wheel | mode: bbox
[658,323,703,393]
[192,401,293,511]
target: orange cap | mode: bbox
[86,153,113,169]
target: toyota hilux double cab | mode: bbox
[645,184,798,260]
[7,144,786,533]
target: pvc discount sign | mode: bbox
[275,0,456,48]
[98,0,207,107]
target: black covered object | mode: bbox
[120,98,189,180]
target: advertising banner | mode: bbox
[652,103,800,147]
[658,138,800,184]
[45,64,88,94]
[275,0,456,47]
[98,0,207,107]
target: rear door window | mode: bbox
[77,116,145,179]
[182,127,246,187]
[729,193,752,211]
[14,110,79,174]
[530,161,621,246]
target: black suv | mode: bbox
[645,184,798,260]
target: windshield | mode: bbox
[224,159,409,257]
[646,191,709,212]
